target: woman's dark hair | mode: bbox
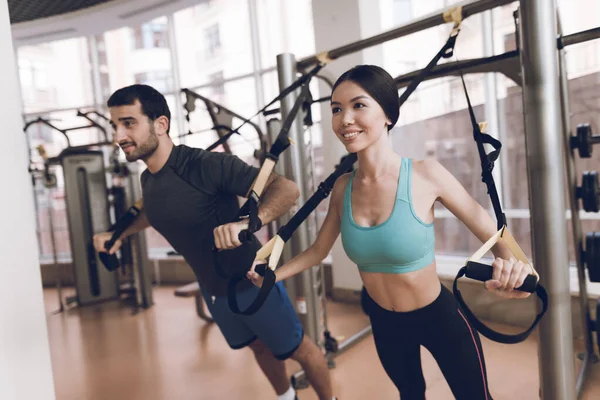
[107,84,171,135]
[331,65,399,130]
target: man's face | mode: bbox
[109,100,159,162]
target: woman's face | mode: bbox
[330,80,390,153]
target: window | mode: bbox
[204,24,222,58]
[131,20,168,50]
[208,71,225,97]
[134,71,173,93]
[17,37,94,113]
[392,0,412,26]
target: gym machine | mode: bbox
[25,110,153,313]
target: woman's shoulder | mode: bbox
[409,158,449,185]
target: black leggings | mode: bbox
[364,284,492,400]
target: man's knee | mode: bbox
[248,338,269,355]
[290,336,320,363]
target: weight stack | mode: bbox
[62,149,119,305]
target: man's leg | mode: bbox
[201,288,293,397]
[248,339,292,396]
[289,335,333,400]
[236,282,336,400]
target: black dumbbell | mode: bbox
[576,171,600,213]
[584,232,600,283]
[570,123,599,158]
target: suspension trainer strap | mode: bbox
[213,68,321,305]
[206,63,324,151]
[452,71,548,344]
[398,16,462,107]
[228,153,358,315]
[99,199,144,272]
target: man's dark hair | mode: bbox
[107,84,171,134]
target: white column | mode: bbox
[0,2,56,399]
[311,0,384,292]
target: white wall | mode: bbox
[0,1,56,399]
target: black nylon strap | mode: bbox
[453,267,548,344]
[228,153,357,315]
[99,203,142,272]
[228,268,276,316]
[277,153,357,242]
[458,70,505,230]
[398,27,459,107]
[453,70,548,344]
[213,77,315,281]
[206,63,323,152]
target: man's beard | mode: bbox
[123,125,159,162]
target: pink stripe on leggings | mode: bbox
[457,308,489,400]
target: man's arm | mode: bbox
[213,171,299,250]
[119,211,151,240]
[255,173,300,225]
[93,210,151,255]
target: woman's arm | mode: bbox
[425,159,512,259]
[425,159,532,297]
[247,174,348,285]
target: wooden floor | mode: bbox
[43,286,600,400]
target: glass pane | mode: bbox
[256,0,316,68]
[17,38,94,113]
[102,16,174,95]
[178,77,261,164]
[173,0,255,88]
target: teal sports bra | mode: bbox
[340,158,435,274]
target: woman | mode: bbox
[247,65,533,399]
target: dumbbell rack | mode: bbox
[558,31,600,395]
[568,122,600,355]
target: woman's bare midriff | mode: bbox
[360,261,441,312]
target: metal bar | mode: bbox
[556,12,597,399]
[517,1,576,399]
[21,26,599,121]
[276,53,320,344]
[562,26,600,47]
[87,35,104,118]
[297,0,516,70]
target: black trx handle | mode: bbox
[452,71,548,344]
[228,153,358,315]
[454,261,548,344]
[99,200,143,272]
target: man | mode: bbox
[93,84,335,400]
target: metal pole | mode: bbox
[297,0,516,70]
[88,35,104,112]
[166,13,186,144]
[517,1,576,399]
[247,0,266,111]
[276,53,321,345]
[556,13,597,398]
